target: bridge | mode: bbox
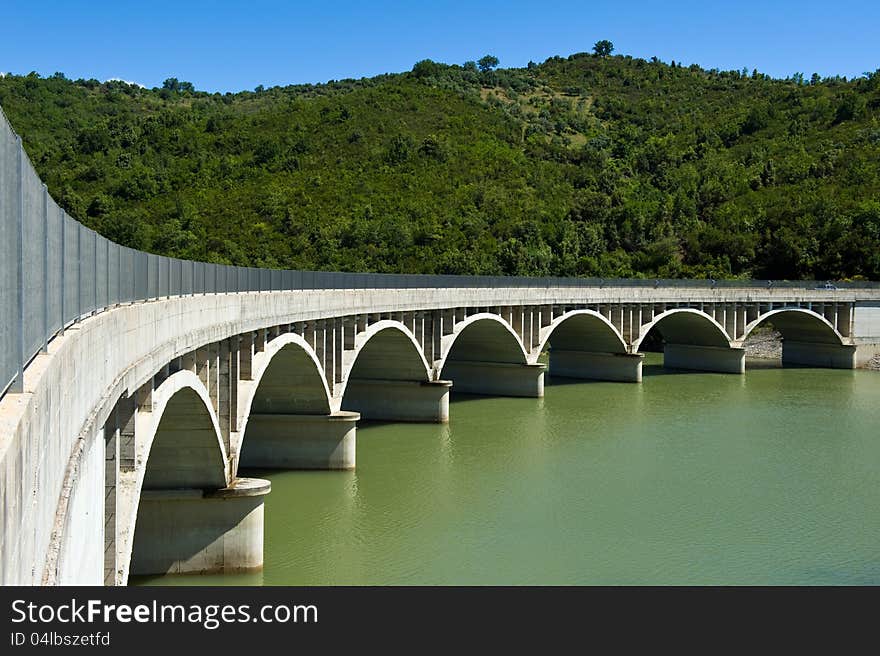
[2,108,880,586]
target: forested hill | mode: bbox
[1,52,879,280]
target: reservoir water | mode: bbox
[134,356,880,585]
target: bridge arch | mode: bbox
[238,333,337,469]
[339,321,441,421]
[341,321,432,390]
[632,308,733,352]
[236,334,331,462]
[438,314,541,397]
[740,307,854,369]
[536,310,638,382]
[741,308,846,346]
[120,371,229,584]
[536,310,627,357]
[437,313,527,373]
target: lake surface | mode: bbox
[134,356,880,585]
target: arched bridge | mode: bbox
[2,107,880,586]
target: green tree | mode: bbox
[593,40,614,57]
[477,55,499,72]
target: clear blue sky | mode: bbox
[2,1,878,92]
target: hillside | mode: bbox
[1,52,879,279]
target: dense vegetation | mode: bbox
[1,50,879,279]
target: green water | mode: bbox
[135,357,880,585]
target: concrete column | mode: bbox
[540,305,553,328]
[431,311,443,362]
[343,316,356,350]
[342,379,452,422]
[314,320,326,374]
[442,309,455,335]
[103,413,119,586]
[782,341,856,369]
[303,321,315,351]
[611,306,623,335]
[218,340,231,448]
[129,478,270,577]
[118,394,136,472]
[333,317,343,387]
[241,412,359,470]
[512,306,524,343]
[240,332,254,380]
[254,328,266,353]
[181,350,198,374]
[837,303,853,338]
[663,344,746,374]
[549,351,644,383]
[196,345,211,401]
[442,361,545,398]
[230,338,239,433]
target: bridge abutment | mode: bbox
[129,477,270,578]
[240,411,359,470]
[548,350,644,383]
[662,344,746,374]
[341,379,451,422]
[441,361,546,397]
[782,341,857,369]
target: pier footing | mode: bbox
[241,411,359,469]
[441,361,545,397]
[549,350,643,383]
[341,379,451,422]
[663,344,746,374]
[130,477,270,577]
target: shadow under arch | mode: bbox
[536,310,638,383]
[339,321,445,422]
[741,308,855,369]
[438,313,542,397]
[238,333,338,469]
[634,308,743,375]
[741,308,845,346]
[122,371,230,584]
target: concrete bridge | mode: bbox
[2,107,880,586]
[2,284,879,586]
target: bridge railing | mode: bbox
[2,107,879,397]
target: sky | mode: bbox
[1,1,878,92]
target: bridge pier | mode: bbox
[549,350,644,383]
[130,478,270,577]
[240,411,359,470]
[441,361,545,397]
[342,379,451,422]
[662,344,746,374]
[782,341,857,369]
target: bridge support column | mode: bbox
[342,379,451,422]
[241,411,359,470]
[662,344,745,374]
[549,350,644,383]
[442,361,545,397]
[130,477,270,577]
[782,341,856,369]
